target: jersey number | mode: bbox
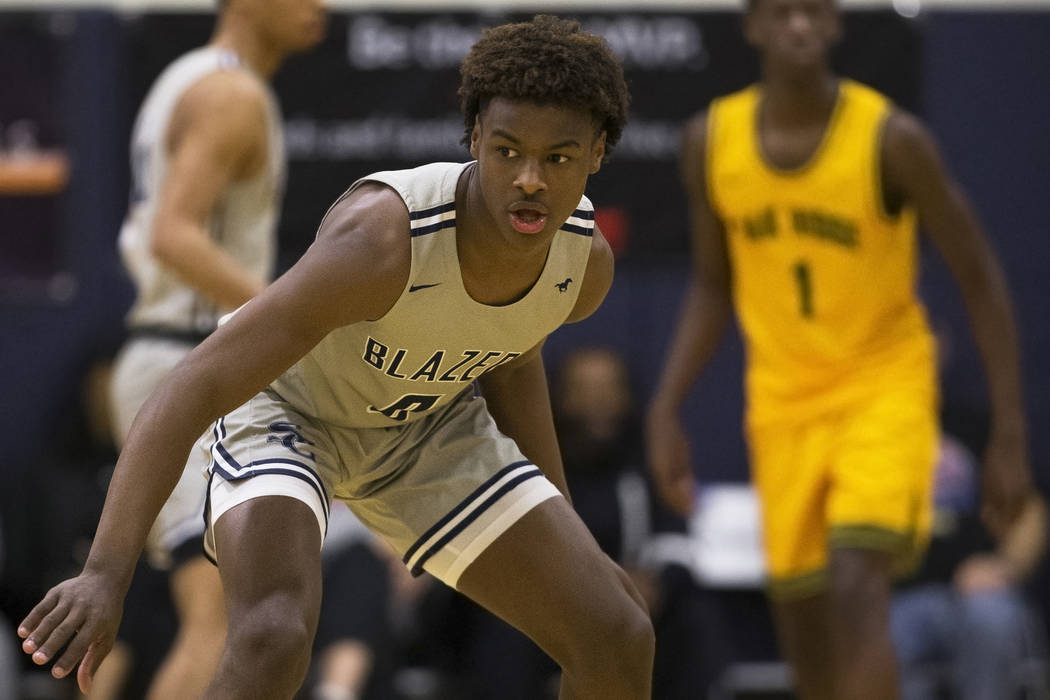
[792,260,814,318]
[367,393,441,422]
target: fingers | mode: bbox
[20,595,74,661]
[29,606,86,671]
[52,615,101,679]
[77,640,112,694]
[17,589,60,645]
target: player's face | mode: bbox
[469,98,605,250]
[745,0,840,72]
[245,0,327,52]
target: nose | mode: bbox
[787,8,814,35]
[514,158,547,196]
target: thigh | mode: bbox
[455,496,641,662]
[212,494,324,625]
[828,389,937,574]
[749,420,833,599]
[203,389,339,562]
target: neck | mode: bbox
[760,65,838,124]
[210,16,284,78]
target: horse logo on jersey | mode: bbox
[555,278,573,293]
[266,421,316,461]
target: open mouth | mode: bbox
[509,208,548,234]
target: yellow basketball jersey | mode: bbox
[707,80,935,426]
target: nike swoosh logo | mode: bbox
[409,283,441,292]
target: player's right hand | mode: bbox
[645,402,697,517]
[17,571,124,694]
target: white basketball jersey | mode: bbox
[270,161,596,429]
[119,47,284,335]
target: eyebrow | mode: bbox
[491,128,583,151]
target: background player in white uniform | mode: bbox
[103,1,325,697]
[20,15,654,699]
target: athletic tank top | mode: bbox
[270,161,596,429]
[707,80,935,425]
[119,47,284,336]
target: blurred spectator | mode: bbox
[891,432,1047,700]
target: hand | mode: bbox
[981,428,1034,538]
[17,571,125,694]
[953,553,1012,595]
[645,401,697,517]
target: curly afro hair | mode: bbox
[459,15,630,158]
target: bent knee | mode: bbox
[577,593,655,670]
[227,596,315,667]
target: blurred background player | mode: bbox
[102,0,326,697]
[647,0,1034,699]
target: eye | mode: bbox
[548,153,570,164]
[495,145,519,158]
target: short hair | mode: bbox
[458,15,630,156]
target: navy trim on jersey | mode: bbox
[571,208,595,221]
[403,460,541,576]
[411,218,456,237]
[409,201,456,221]
[560,223,593,237]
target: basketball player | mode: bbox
[102,0,325,697]
[20,16,654,700]
[646,1,1033,699]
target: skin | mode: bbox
[20,97,653,700]
[646,0,1034,698]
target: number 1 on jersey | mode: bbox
[793,260,814,318]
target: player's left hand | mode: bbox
[17,570,124,694]
[980,428,1034,538]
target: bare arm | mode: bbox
[150,71,273,309]
[18,184,410,690]
[882,110,1033,535]
[479,227,615,500]
[955,494,1047,594]
[645,112,734,516]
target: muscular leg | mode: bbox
[828,548,898,700]
[771,593,834,700]
[146,556,227,700]
[456,496,654,700]
[204,496,324,700]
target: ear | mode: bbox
[469,116,481,159]
[589,131,607,174]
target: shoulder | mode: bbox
[881,108,946,188]
[171,69,269,144]
[318,182,411,261]
[298,182,411,324]
[565,226,614,324]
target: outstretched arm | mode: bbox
[882,110,1033,536]
[17,185,410,692]
[645,112,734,517]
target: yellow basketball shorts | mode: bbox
[749,385,937,601]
